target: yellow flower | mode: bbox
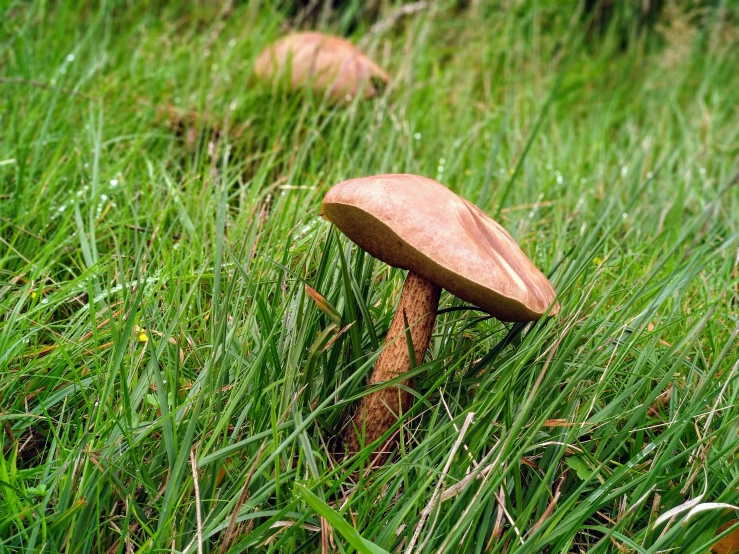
[138,332,148,342]
[31,291,37,299]
[594,257,603,266]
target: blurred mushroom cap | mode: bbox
[323,174,559,321]
[254,32,389,102]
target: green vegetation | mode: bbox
[1,1,737,552]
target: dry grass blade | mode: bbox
[406,412,475,554]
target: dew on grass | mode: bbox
[41,298,49,305]
[436,159,445,180]
[228,38,236,48]
[229,100,237,111]
[647,172,654,179]
[296,220,317,239]
[110,179,118,187]
[50,79,56,85]
[67,53,75,62]
[622,212,628,219]
[621,166,628,176]
[556,174,563,185]
[699,167,706,175]
[414,132,421,141]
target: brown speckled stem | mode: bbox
[345,271,441,456]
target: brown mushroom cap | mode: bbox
[322,174,559,321]
[254,32,389,102]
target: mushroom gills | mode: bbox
[344,271,441,454]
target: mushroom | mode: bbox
[254,32,389,102]
[322,174,559,455]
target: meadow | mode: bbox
[1,1,738,552]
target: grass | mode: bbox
[1,1,738,552]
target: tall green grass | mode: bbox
[1,1,737,552]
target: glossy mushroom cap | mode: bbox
[254,32,389,102]
[323,174,559,321]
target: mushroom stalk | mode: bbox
[345,271,441,454]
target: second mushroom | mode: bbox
[322,174,559,456]
[254,32,389,103]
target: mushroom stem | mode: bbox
[345,271,441,454]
